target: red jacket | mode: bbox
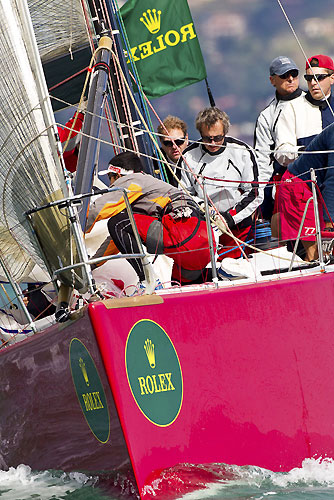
[58,112,84,173]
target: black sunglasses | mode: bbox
[304,73,331,82]
[201,134,224,143]
[162,138,185,147]
[278,69,299,79]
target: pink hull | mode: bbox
[89,272,334,495]
[1,271,334,499]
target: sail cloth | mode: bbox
[0,0,86,289]
[120,0,207,99]
[28,0,92,111]
[27,0,90,63]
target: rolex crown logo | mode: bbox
[140,9,161,34]
[144,338,156,368]
[79,357,90,387]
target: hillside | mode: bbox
[152,0,334,143]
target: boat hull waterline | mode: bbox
[1,272,333,498]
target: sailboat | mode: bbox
[1,0,334,499]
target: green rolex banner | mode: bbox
[120,0,207,99]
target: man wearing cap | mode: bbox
[86,151,215,287]
[274,54,334,167]
[253,56,304,220]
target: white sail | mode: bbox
[27,0,90,62]
[0,0,86,287]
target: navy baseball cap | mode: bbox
[270,56,298,76]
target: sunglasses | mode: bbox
[278,69,299,79]
[201,134,224,143]
[161,138,185,147]
[304,73,331,82]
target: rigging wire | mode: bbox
[109,49,251,259]
[81,0,142,159]
[89,0,159,171]
[53,98,334,266]
[276,0,334,117]
[37,0,334,274]
[111,0,167,180]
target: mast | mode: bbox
[102,0,155,173]
[74,0,155,229]
[74,26,113,228]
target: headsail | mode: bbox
[0,0,86,289]
[27,0,90,63]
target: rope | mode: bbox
[0,283,15,308]
[108,48,248,256]
[48,66,89,92]
[112,0,160,150]
[42,0,334,268]
[51,93,334,160]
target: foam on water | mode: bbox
[175,457,334,499]
[3,459,334,499]
[271,457,334,487]
[0,464,100,499]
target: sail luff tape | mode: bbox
[99,36,112,50]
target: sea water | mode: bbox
[2,458,334,499]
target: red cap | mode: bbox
[306,54,334,71]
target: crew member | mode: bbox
[57,100,87,173]
[87,151,214,286]
[253,56,304,220]
[274,54,334,167]
[157,115,188,186]
[180,107,261,259]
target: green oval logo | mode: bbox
[69,338,110,443]
[125,320,183,427]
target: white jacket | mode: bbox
[179,137,262,226]
[253,89,304,183]
[274,92,334,166]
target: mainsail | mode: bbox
[0,0,89,287]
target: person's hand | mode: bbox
[220,211,235,229]
[197,201,217,219]
[212,213,228,233]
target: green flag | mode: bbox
[120,0,207,99]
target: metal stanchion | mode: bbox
[203,182,218,287]
[310,169,325,272]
